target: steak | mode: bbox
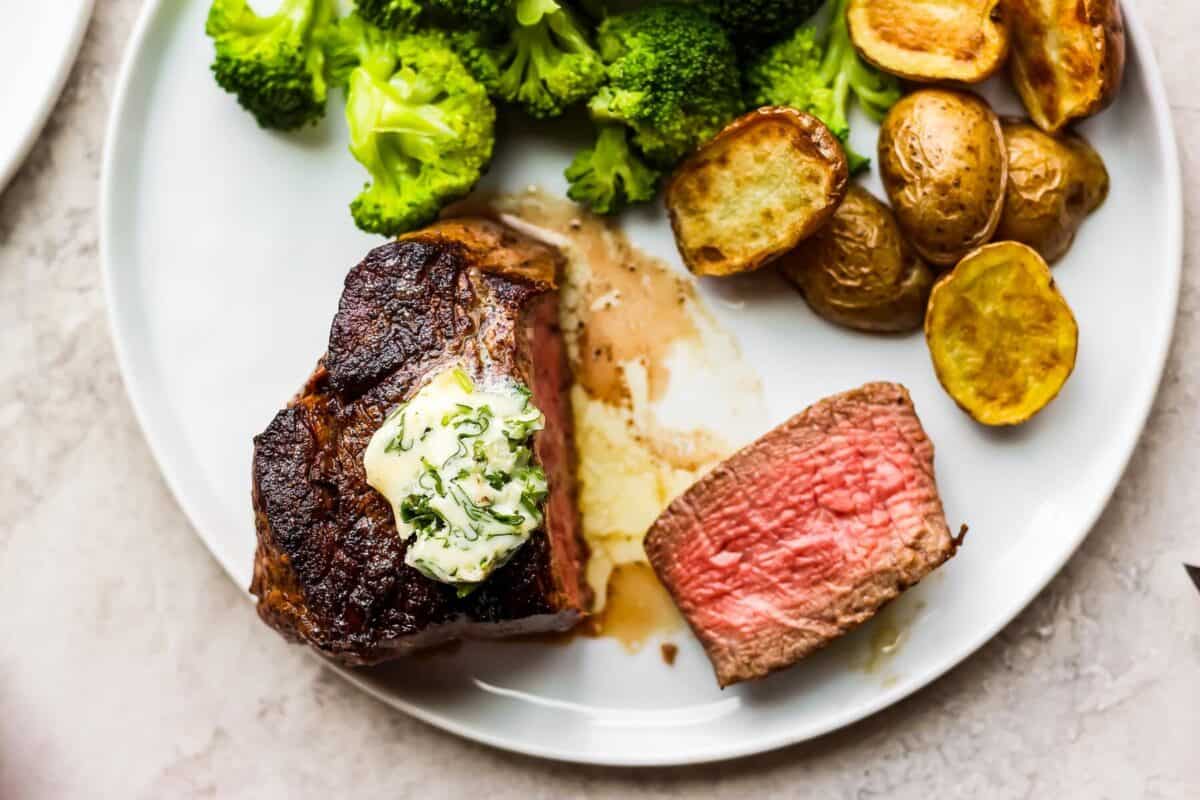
[250,218,589,665]
[645,382,958,687]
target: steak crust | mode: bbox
[251,219,588,665]
[645,382,957,687]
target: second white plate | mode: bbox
[0,0,93,191]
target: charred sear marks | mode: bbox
[250,220,583,665]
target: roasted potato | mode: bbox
[778,185,934,333]
[847,0,1008,84]
[995,120,1109,263]
[925,241,1078,426]
[1008,0,1125,134]
[666,107,849,277]
[878,89,1007,267]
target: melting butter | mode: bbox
[363,367,546,588]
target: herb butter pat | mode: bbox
[364,367,548,590]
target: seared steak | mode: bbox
[251,219,588,665]
[645,383,957,686]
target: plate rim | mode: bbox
[0,0,95,191]
[99,0,1183,766]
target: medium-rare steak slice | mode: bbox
[250,219,588,665]
[645,382,957,687]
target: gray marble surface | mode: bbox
[1,1,1198,797]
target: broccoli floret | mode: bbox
[493,0,605,118]
[355,0,511,30]
[444,28,505,91]
[206,0,336,130]
[322,13,395,87]
[565,124,660,214]
[324,14,502,91]
[588,3,741,167]
[432,0,512,27]
[743,0,901,172]
[344,34,496,236]
[698,0,822,48]
[354,0,423,29]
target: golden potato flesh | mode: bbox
[925,241,1078,426]
[995,121,1109,263]
[777,185,934,333]
[878,90,1007,267]
[847,0,1008,84]
[1008,0,1126,134]
[666,107,849,277]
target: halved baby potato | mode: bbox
[925,241,1078,426]
[847,0,1008,84]
[878,89,1008,268]
[666,107,849,277]
[777,185,934,333]
[995,120,1109,263]
[1008,0,1125,133]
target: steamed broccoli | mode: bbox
[354,0,511,31]
[698,0,822,48]
[322,12,395,86]
[354,0,423,29]
[325,13,502,91]
[444,28,505,91]
[343,33,496,236]
[565,123,660,214]
[493,0,605,118]
[588,3,741,167]
[206,0,336,130]
[743,0,901,172]
[430,0,512,27]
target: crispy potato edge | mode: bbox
[665,107,850,277]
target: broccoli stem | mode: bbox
[565,123,660,214]
[821,0,899,121]
[251,0,318,35]
[348,69,459,167]
[545,6,593,54]
[514,0,562,25]
[847,58,901,120]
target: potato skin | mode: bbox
[1008,0,1125,134]
[878,89,1007,267]
[847,0,1008,84]
[778,186,934,333]
[666,107,849,277]
[995,120,1109,263]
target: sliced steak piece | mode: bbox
[645,382,957,687]
[250,219,588,665]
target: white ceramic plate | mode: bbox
[0,1,94,191]
[101,0,1181,765]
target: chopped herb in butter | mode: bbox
[364,367,547,588]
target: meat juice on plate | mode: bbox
[485,189,766,650]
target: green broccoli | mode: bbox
[354,0,423,30]
[322,13,394,87]
[354,0,511,31]
[324,13,502,91]
[588,3,741,167]
[493,0,605,118]
[432,0,513,27]
[698,0,822,48]
[206,0,336,130]
[565,124,661,215]
[343,33,496,236]
[743,0,901,172]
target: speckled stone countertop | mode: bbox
[2,1,1198,796]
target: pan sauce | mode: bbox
[483,189,765,644]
